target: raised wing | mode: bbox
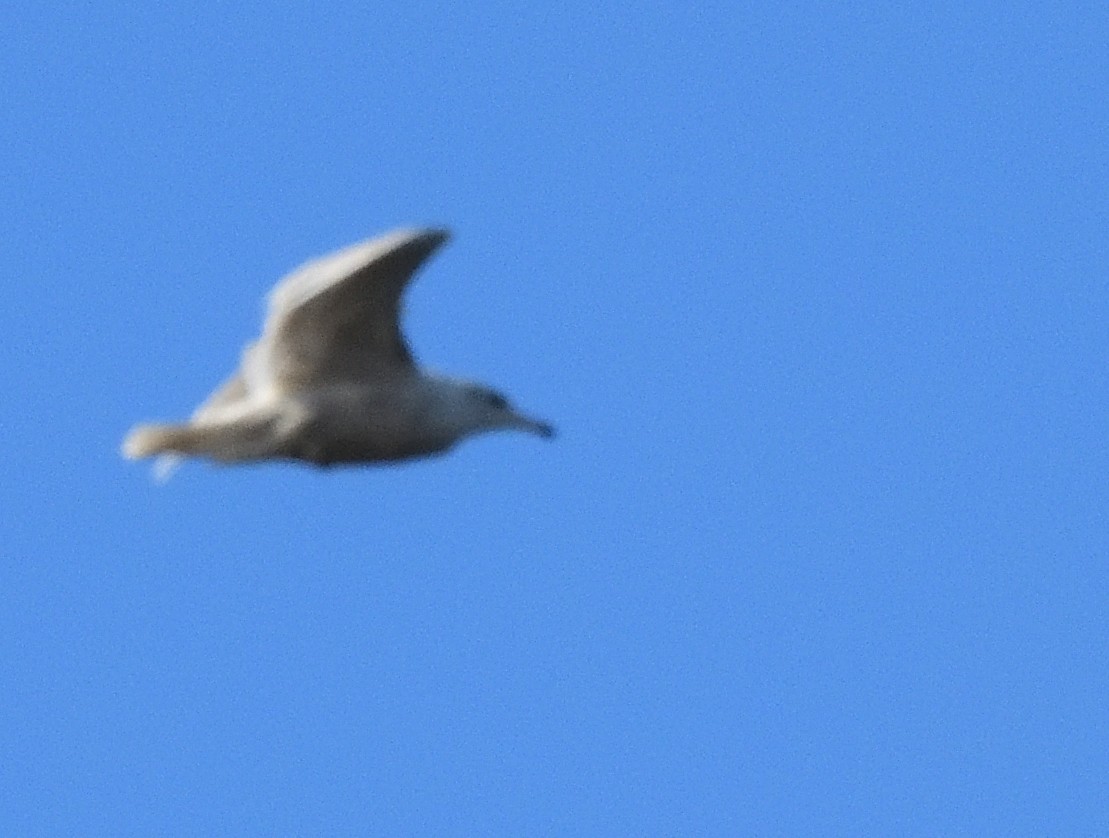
[257,228,450,392]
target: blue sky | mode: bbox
[3,3,1107,834]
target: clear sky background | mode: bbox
[3,3,1106,835]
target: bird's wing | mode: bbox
[192,369,248,423]
[256,228,450,392]
[189,340,270,423]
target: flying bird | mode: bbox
[122,228,554,474]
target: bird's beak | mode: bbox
[509,411,556,439]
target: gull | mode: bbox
[122,227,554,474]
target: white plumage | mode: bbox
[122,228,553,474]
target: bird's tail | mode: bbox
[122,413,279,478]
[122,424,193,482]
[121,423,194,460]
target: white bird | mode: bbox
[122,228,554,474]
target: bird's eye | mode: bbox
[484,391,508,410]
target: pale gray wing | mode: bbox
[190,341,268,423]
[191,370,247,422]
[257,228,450,392]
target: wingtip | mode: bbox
[392,227,452,261]
[407,227,451,247]
[152,455,184,482]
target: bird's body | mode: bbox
[122,228,553,473]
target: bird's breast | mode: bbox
[284,384,453,465]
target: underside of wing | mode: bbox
[191,370,247,423]
[189,340,271,424]
[258,228,450,391]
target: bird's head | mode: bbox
[463,383,555,439]
[430,377,555,442]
